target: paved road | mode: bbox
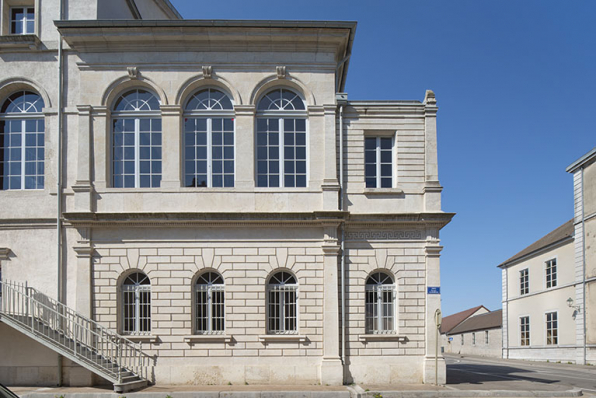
[446,354,596,395]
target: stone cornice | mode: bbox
[347,212,455,229]
[61,211,454,230]
[55,21,354,56]
[62,211,348,228]
[0,219,57,230]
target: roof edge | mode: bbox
[154,0,183,20]
[567,147,596,173]
[498,234,573,269]
[54,19,358,30]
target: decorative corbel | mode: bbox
[276,66,286,79]
[202,66,213,79]
[127,67,139,80]
[0,248,10,261]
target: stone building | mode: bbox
[499,147,596,365]
[444,310,502,358]
[0,0,453,390]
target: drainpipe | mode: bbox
[56,0,65,386]
[581,168,587,365]
[336,93,348,367]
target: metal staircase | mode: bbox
[0,281,153,392]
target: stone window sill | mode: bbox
[124,335,158,343]
[259,334,308,343]
[184,335,232,343]
[363,188,404,195]
[0,34,40,51]
[359,334,408,343]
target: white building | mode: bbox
[0,0,454,391]
[500,147,596,365]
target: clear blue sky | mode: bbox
[170,0,596,315]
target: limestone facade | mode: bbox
[0,0,453,386]
[499,148,596,365]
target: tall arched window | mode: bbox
[365,271,396,334]
[267,270,298,334]
[112,89,161,188]
[256,88,306,188]
[0,91,44,190]
[122,272,151,335]
[184,88,234,188]
[195,271,225,334]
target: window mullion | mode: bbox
[207,118,213,188]
[280,287,285,332]
[207,286,212,333]
[376,286,382,332]
[134,118,140,188]
[376,137,381,188]
[21,119,26,189]
[135,287,140,333]
[279,118,285,187]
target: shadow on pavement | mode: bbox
[447,363,559,385]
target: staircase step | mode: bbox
[114,379,147,393]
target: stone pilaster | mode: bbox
[160,105,182,188]
[73,234,94,319]
[72,105,93,211]
[92,107,108,190]
[320,222,343,384]
[423,91,441,212]
[423,244,446,384]
[234,105,256,189]
[321,105,341,210]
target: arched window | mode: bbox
[267,270,298,334]
[365,271,396,334]
[195,271,225,334]
[122,272,151,335]
[0,91,44,190]
[184,88,234,188]
[256,88,306,188]
[112,89,161,188]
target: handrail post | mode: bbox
[29,290,34,333]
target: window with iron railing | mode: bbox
[195,271,225,334]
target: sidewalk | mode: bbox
[7,383,583,398]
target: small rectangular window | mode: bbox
[520,269,529,295]
[472,332,476,345]
[461,334,464,345]
[520,316,530,346]
[546,312,558,345]
[10,7,35,35]
[546,259,557,288]
[365,136,393,188]
[485,330,489,344]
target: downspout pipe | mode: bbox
[336,93,348,368]
[56,0,65,386]
[581,168,587,365]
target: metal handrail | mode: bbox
[0,280,152,384]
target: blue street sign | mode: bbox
[427,286,440,294]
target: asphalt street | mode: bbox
[446,354,596,395]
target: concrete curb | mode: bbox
[21,388,583,398]
[357,389,583,398]
[22,392,351,398]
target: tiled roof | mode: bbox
[498,219,574,268]
[448,309,502,335]
[440,305,488,334]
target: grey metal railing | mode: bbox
[0,280,152,385]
